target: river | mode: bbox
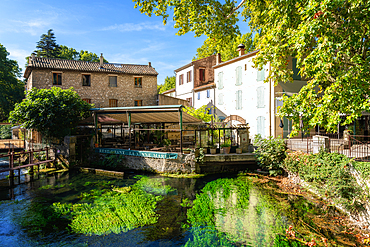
[0,169,362,246]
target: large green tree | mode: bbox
[133,0,370,135]
[159,76,176,94]
[9,87,91,141]
[34,29,61,58]
[0,44,24,122]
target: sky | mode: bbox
[0,0,248,85]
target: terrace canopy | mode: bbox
[90,105,203,151]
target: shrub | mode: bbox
[283,150,369,212]
[0,125,11,139]
[253,135,287,176]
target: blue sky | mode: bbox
[0,0,248,84]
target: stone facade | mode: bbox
[24,56,158,108]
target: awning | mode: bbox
[90,105,202,124]
[79,115,123,125]
[278,80,308,95]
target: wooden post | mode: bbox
[128,112,132,150]
[9,152,14,180]
[180,110,183,153]
[46,147,49,160]
[29,149,33,175]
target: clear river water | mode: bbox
[0,168,362,246]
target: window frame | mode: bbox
[134,100,143,106]
[82,74,91,87]
[52,72,62,85]
[134,77,142,88]
[179,74,184,85]
[187,71,192,83]
[199,68,205,82]
[109,99,118,107]
[109,76,117,87]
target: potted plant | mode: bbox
[183,148,192,154]
[209,144,217,154]
[220,140,231,154]
[236,147,242,154]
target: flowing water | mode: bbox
[0,169,362,246]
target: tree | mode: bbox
[9,87,91,141]
[183,105,216,123]
[133,0,370,136]
[159,76,176,94]
[59,45,79,60]
[0,44,24,122]
[193,32,257,61]
[34,29,61,58]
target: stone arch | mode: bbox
[223,115,246,124]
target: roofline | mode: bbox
[174,54,217,73]
[161,88,176,94]
[213,50,259,69]
[91,105,185,113]
[193,83,216,92]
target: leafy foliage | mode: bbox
[0,125,11,139]
[283,151,369,212]
[194,32,257,61]
[133,0,370,135]
[9,87,91,141]
[253,135,287,175]
[0,44,24,122]
[158,76,175,94]
[183,105,216,122]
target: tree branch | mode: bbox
[226,0,246,19]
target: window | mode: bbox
[82,74,91,86]
[257,86,265,108]
[218,93,224,105]
[236,90,242,110]
[236,66,242,85]
[134,77,142,88]
[218,71,223,89]
[197,92,200,100]
[257,116,266,138]
[134,100,142,106]
[245,64,247,71]
[186,97,192,106]
[179,74,184,85]
[82,98,91,104]
[109,76,117,87]
[53,73,62,85]
[207,89,210,98]
[109,99,118,107]
[257,66,265,81]
[187,71,192,82]
[199,68,205,81]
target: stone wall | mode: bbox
[123,153,196,174]
[27,70,157,107]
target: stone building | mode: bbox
[24,54,158,108]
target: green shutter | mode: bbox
[292,58,301,80]
[257,65,265,82]
[257,116,265,138]
[235,66,242,85]
[218,72,223,89]
[218,93,223,105]
[236,90,242,110]
[257,86,265,108]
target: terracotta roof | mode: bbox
[24,57,158,78]
[194,83,215,92]
[213,50,259,69]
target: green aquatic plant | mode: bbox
[134,176,176,195]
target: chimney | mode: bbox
[216,53,221,65]
[100,53,104,67]
[237,44,245,56]
[148,62,151,67]
[29,53,35,65]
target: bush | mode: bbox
[253,135,287,176]
[283,150,368,212]
[0,125,11,139]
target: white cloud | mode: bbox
[102,22,166,32]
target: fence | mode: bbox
[286,134,370,162]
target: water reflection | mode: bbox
[0,171,362,246]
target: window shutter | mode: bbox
[257,86,265,108]
[257,65,265,81]
[236,66,242,85]
[198,92,200,100]
[218,93,223,105]
[257,116,265,138]
[218,72,223,89]
[236,90,242,110]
